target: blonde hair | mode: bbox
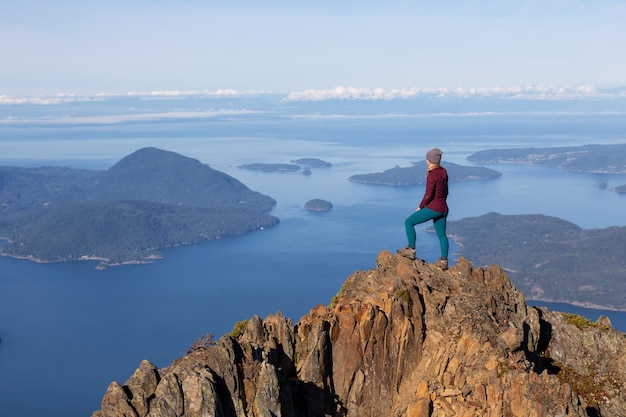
[427,161,439,171]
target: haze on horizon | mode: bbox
[1,0,625,98]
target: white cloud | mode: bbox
[0,94,102,105]
[0,89,265,105]
[126,89,260,99]
[2,84,625,108]
[284,84,618,101]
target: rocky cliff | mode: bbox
[92,252,626,417]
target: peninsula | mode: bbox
[0,148,278,267]
[349,160,501,185]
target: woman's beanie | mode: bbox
[426,148,443,164]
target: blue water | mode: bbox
[1,102,626,417]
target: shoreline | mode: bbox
[0,250,162,269]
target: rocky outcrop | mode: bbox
[92,252,626,417]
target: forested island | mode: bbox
[305,199,333,212]
[446,212,626,310]
[237,163,301,173]
[0,148,278,268]
[467,143,626,173]
[290,158,332,168]
[238,158,332,174]
[349,160,501,185]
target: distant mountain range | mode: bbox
[0,147,278,267]
[467,143,626,174]
[447,212,626,310]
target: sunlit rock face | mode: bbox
[92,251,626,417]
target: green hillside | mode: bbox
[0,166,101,214]
[94,147,275,211]
[447,212,626,310]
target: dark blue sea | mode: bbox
[1,97,626,417]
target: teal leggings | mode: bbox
[404,208,449,258]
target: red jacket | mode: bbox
[419,166,448,213]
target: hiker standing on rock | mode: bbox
[397,147,449,270]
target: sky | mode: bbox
[1,0,626,98]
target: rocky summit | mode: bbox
[92,252,626,417]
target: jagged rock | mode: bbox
[125,360,161,416]
[92,252,626,417]
[93,381,139,417]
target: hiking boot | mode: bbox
[434,257,448,270]
[397,246,416,260]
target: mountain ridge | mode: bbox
[96,147,274,210]
[91,252,626,417]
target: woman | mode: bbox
[397,147,449,270]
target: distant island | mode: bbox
[291,158,332,168]
[467,143,626,174]
[0,148,279,268]
[305,199,333,212]
[349,161,501,185]
[238,158,332,174]
[446,212,626,310]
[237,163,301,173]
